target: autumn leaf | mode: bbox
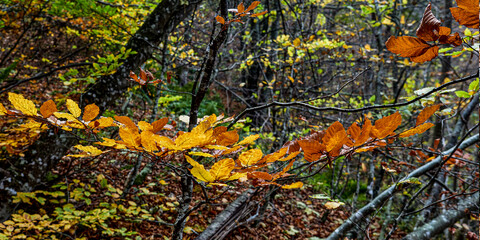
[238,148,263,167]
[245,1,261,12]
[216,15,225,25]
[88,117,114,129]
[399,123,435,138]
[8,92,37,116]
[347,118,372,147]
[438,27,463,46]
[186,155,215,182]
[272,160,294,180]
[114,116,138,132]
[450,0,479,28]
[298,139,325,162]
[416,105,440,126]
[210,158,235,180]
[236,134,259,145]
[385,36,436,63]
[0,103,6,115]
[216,130,239,146]
[410,45,438,63]
[40,100,57,118]
[151,117,169,132]
[324,201,344,209]
[371,112,402,139]
[415,3,441,42]
[281,182,303,189]
[237,2,245,14]
[323,121,348,155]
[66,99,81,118]
[119,127,140,147]
[67,145,104,157]
[141,130,158,152]
[83,103,99,122]
[261,147,287,164]
[189,152,215,158]
[248,171,273,181]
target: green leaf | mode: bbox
[469,79,479,92]
[455,90,471,98]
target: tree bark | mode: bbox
[0,0,201,222]
[402,192,479,240]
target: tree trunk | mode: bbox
[0,0,201,222]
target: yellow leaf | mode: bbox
[0,103,7,115]
[227,172,248,181]
[399,122,435,138]
[154,135,177,151]
[40,100,57,118]
[216,130,239,146]
[293,38,301,47]
[288,76,295,83]
[185,155,201,168]
[138,121,153,132]
[88,117,114,129]
[141,130,158,152]
[189,151,214,158]
[192,114,216,135]
[238,148,263,167]
[236,134,259,145]
[210,158,235,180]
[281,182,303,189]
[190,165,214,182]
[205,145,230,150]
[8,92,37,116]
[66,99,81,118]
[83,104,99,122]
[67,145,103,157]
[324,201,344,209]
[119,127,140,147]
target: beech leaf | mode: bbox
[416,104,441,126]
[238,148,263,167]
[416,3,441,42]
[8,92,37,116]
[83,103,99,122]
[40,100,57,118]
[281,182,303,189]
[450,0,479,28]
[399,123,435,138]
[210,158,235,180]
[66,99,81,118]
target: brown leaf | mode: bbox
[385,36,431,58]
[410,45,438,63]
[248,171,273,181]
[114,116,137,132]
[237,2,245,14]
[416,3,441,42]
[40,100,57,118]
[298,139,325,162]
[416,104,440,126]
[246,1,261,12]
[438,27,462,47]
[152,117,169,133]
[450,0,479,28]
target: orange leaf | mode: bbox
[216,130,239,146]
[399,123,435,138]
[416,104,440,126]
[261,147,287,164]
[323,121,348,156]
[152,117,169,133]
[450,0,479,28]
[273,160,294,180]
[216,15,225,25]
[83,103,99,122]
[114,116,137,132]
[210,158,235,180]
[246,1,260,12]
[40,100,57,118]
[88,117,114,129]
[248,171,273,181]
[237,2,245,13]
[348,118,372,147]
[250,10,267,17]
[410,45,438,63]
[371,112,402,139]
[298,139,325,162]
[416,3,441,42]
